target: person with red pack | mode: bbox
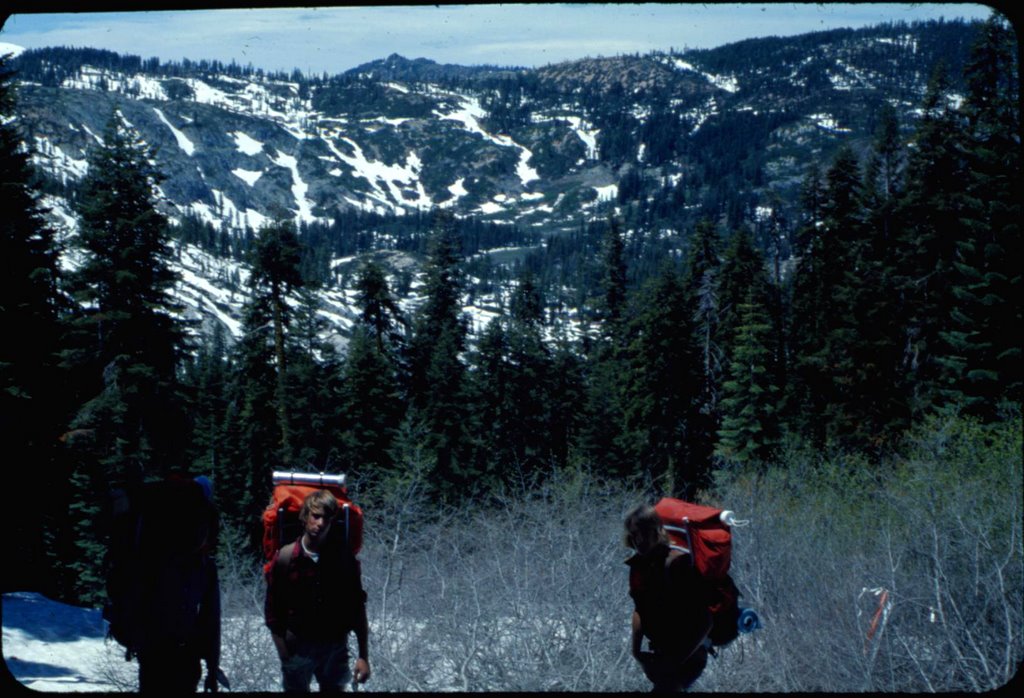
[265,489,370,692]
[624,504,712,692]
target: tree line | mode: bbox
[0,15,1018,608]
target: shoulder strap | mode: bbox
[274,541,299,577]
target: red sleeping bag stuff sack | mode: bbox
[654,497,741,647]
[262,472,363,576]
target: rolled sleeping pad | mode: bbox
[272,471,346,488]
[738,607,762,633]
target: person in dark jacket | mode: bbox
[265,489,370,692]
[625,504,712,692]
[134,475,222,693]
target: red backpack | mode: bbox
[261,471,364,576]
[654,497,741,647]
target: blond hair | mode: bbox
[299,489,338,524]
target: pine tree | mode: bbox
[598,216,628,333]
[355,259,406,356]
[221,289,279,546]
[857,105,913,445]
[404,211,473,497]
[936,13,1021,414]
[62,111,190,599]
[680,218,723,481]
[286,287,341,467]
[66,111,190,483]
[502,271,556,483]
[789,146,871,448]
[249,219,304,461]
[895,65,967,417]
[1,55,70,594]
[620,263,704,495]
[716,284,782,465]
[338,325,403,479]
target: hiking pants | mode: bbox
[281,637,351,692]
[638,644,708,693]
[138,642,202,693]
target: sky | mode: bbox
[0,3,998,77]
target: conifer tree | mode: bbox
[338,264,405,479]
[355,259,406,356]
[469,317,515,486]
[502,271,556,482]
[857,106,913,445]
[221,288,278,545]
[405,211,473,497]
[184,322,230,478]
[65,111,190,483]
[62,111,190,599]
[895,65,967,417]
[578,218,631,478]
[1,55,70,593]
[286,287,341,467]
[598,216,628,333]
[789,146,871,447]
[338,325,402,478]
[249,219,304,461]
[716,284,782,466]
[937,13,1021,414]
[680,218,723,480]
[621,263,703,495]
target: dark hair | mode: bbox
[624,504,669,553]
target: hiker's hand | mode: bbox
[354,658,371,683]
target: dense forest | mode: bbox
[1,14,1020,692]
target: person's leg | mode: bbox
[282,644,317,693]
[313,640,352,692]
[138,644,202,693]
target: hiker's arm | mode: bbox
[264,552,290,660]
[631,611,643,658]
[202,559,222,668]
[352,560,371,682]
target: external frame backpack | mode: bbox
[103,475,217,659]
[261,471,364,577]
[653,497,743,648]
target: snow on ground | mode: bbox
[271,149,326,225]
[31,136,89,180]
[152,107,195,155]
[232,131,264,156]
[668,57,740,93]
[3,592,133,692]
[0,42,26,58]
[232,167,263,186]
[436,92,539,186]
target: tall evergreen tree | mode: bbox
[405,211,473,497]
[895,65,968,417]
[67,111,191,475]
[249,219,304,462]
[355,259,406,356]
[62,111,190,600]
[716,284,782,466]
[620,263,704,495]
[1,55,70,594]
[680,218,723,480]
[286,287,341,468]
[937,13,1021,414]
[221,288,278,546]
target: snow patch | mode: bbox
[153,107,195,155]
[232,131,264,156]
[232,168,263,186]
